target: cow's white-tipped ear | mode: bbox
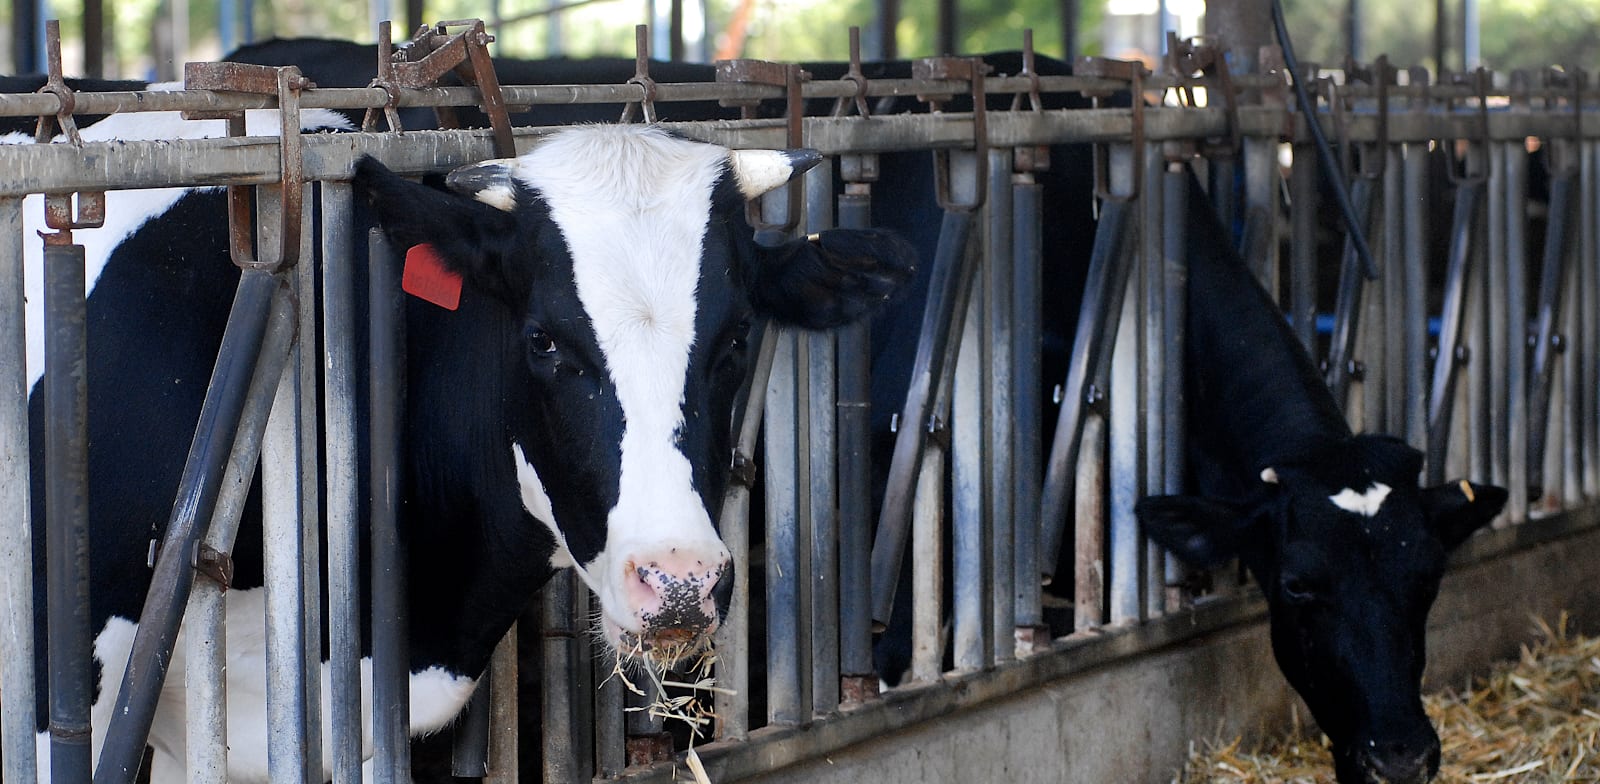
[729,148,823,199]
[1260,467,1279,484]
[445,158,520,212]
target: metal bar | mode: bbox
[368,227,410,783]
[1290,141,1319,354]
[293,195,324,784]
[1559,213,1583,507]
[869,207,977,626]
[0,195,37,784]
[94,270,283,784]
[1038,198,1137,581]
[485,625,518,784]
[1467,155,1493,484]
[595,650,627,777]
[764,329,804,722]
[1325,175,1378,407]
[1486,144,1510,494]
[713,323,778,739]
[1010,171,1044,635]
[1583,141,1600,498]
[186,285,296,784]
[45,240,92,784]
[952,262,990,671]
[1160,163,1189,605]
[909,416,946,684]
[320,182,364,784]
[835,184,875,682]
[1108,206,1144,626]
[984,147,1016,663]
[1379,146,1406,435]
[1528,170,1577,494]
[1427,180,1484,485]
[541,572,587,780]
[451,683,491,778]
[1503,141,1530,524]
[1073,411,1107,631]
[1140,145,1167,619]
[805,163,840,715]
[1402,143,1430,448]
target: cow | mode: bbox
[1136,174,1507,784]
[17,107,915,781]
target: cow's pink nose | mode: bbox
[622,549,729,636]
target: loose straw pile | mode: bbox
[606,637,729,784]
[1178,614,1600,783]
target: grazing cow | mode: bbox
[19,111,914,781]
[1136,174,1507,784]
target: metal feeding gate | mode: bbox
[3,17,1600,784]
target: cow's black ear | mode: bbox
[1422,480,1507,550]
[748,228,917,329]
[1136,495,1261,568]
[352,155,522,290]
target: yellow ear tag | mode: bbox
[1459,479,1476,502]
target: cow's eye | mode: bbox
[525,325,557,358]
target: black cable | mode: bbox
[1271,0,1381,280]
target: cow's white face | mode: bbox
[355,125,915,664]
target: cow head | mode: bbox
[355,125,914,664]
[1139,435,1506,784]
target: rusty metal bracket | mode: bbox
[363,22,406,133]
[916,56,990,212]
[620,25,659,123]
[183,62,310,271]
[195,544,235,590]
[34,21,82,145]
[1077,55,1146,202]
[1165,34,1240,158]
[1443,68,1492,186]
[390,19,517,158]
[718,57,811,232]
[831,27,872,119]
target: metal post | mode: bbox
[595,652,627,777]
[1426,180,1484,486]
[0,195,37,784]
[764,329,805,723]
[984,148,1015,664]
[1010,168,1045,642]
[1073,412,1106,631]
[835,165,877,690]
[368,228,410,784]
[952,263,990,671]
[45,240,92,784]
[910,408,947,684]
[320,182,364,784]
[1402,142,1430,448]
[805,164,840,715]
[1584,140,1600,497]
[1108,231,1144,625]
[1376,146,1405,436]
[185,283,296,784]
[1503,133,1530,524]
[94,270,283,784]
[1140,145,1167,619]
[1160,163,1189,605]
[541,572,589,780]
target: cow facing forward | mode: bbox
[24,121,913,781]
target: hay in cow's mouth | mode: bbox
[1176,613,1600,783]
[603,632,734,769]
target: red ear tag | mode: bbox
[403,243,464,311]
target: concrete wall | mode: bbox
[737,515,1600,784]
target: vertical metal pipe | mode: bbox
[541,572,587,780]
[764,330,804,723]
[594,653,627,777]
[368,228,410,783]
[1378,146,1406,436]
[1160,164,1189,602]
[451,683,491,778]
[44,240,92,784]
[952,273,989,671]
[835,186,875,682]
[93,271,282,784]
[485,625,518,784]
[0,195,37,784]
[1244,132,1282,295]
[1108,228,1144,625]
[186,286,296,784]
[1010,172,1044,636]
[1073,412,1106,631]
[294,198,323,784]
[1426,180,1483,486]
[1325,176,1376,408]
[1467,164,1493,484]
[1290,142,1320,353]
[1528,171,1577,499]
[1503,141,1529,524]
[1485,144,1510,492]
[984,148,1015,663]
[320,182,364,784]
[1140,146,1166,619]
[713,323,776,739]
[910,415,946,684]
[870,207,977,626]
[1559,220,1583,507]
[1402,143,1429,448]
[1583,141,1600,497]
[805,165,839,716]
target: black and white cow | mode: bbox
[19,109,914,780]
[1137,174,1506,784]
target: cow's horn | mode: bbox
[446,159,520,212]
[728,148,823,199]
[1260,467,1280,484]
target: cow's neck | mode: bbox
[399,296,557,679]
[1183,187,1353,495]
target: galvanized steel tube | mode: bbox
[1402,144,1430,448]
[952,278,990,671]
[764,330,804,722]
[1140,146,1167,618]
[1289,142,1320,353]
[44,241,92,784]
[984,148,1015,663]
[184,283,296,784]
[805,165,841,714]
[292,198,325,783]
[1010,173,1044,634]
[541,573,586,780]
[1486,145,1510,494]
[263,305,311,784]
[319,182,364,784]
[1108,220,1144,626]
[1325,176,1377,408]
[450,679,491,778]
[834,187,876,681]
[910,419,947,683]
[1380,147,1406,435]
[94,269,283,784]
[368,228,410,783]
[0,195,36,784]
[485,625,518,784]
[1503,142,1530,524]
[1583,141,1600,497]
[1426,180,1484,486]
[1160,164,1189,601]
[1527,170,1576,497]
[1073,412,1107,631]
[594,655,627,776]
